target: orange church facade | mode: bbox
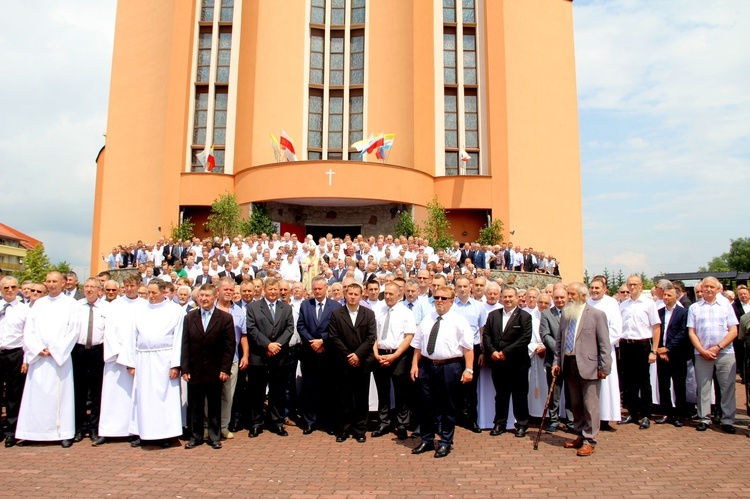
[92,0,582,278]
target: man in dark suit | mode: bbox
[194,265,213,287]
[328,282,377,443]
[654,284,690,427]
[245,278,294,437]
[483,286,532,437]
[732,285,750,384]
[64,272,85,300]
[296,276,342,434]
[163,240,181,266]
[539,286,568,432]
[552,282,611,457]
[182,284,236,449]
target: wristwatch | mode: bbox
[465,368,474,374]
[650,350,657,355]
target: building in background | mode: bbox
[92,0,582,278]
[0,223,41,276]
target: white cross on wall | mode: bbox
[325,169,336,186]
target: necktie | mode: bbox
[317,302,323,322]
[85,302,94,349]
[427,316,442,355]
[564,318,577,355]
[0,302,9,321]
[408,302,414,310]
[381,308,391,341]
[203,310,210,330]
[269,302,275,321]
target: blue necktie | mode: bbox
[269,302,275,321]
[564,318,577,355]
[202,310,211,330]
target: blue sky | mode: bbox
[1,1,747,279]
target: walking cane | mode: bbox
[533,374,557,451]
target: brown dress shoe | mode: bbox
[576,443,595,457]
[564,437,583,449]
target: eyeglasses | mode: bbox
[2,286,18,290]
[105,288,118,292]
[619,291,629,294]
[30,289,45,294]
[433,296,451,301]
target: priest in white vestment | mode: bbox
[94,273,147,445]
[523,289,548,418]
[587,278,624,424]
[119,280,185,446]
[16,271,78,447]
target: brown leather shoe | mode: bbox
[564,437,583,449]
[576,443,595,457]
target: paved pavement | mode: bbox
[1,380,747,498]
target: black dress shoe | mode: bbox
[355,435,366,443]
[673,419,684,428]
[696,422,709,431]
[618,415,633,425]
[639,418,650,429]
[159,439,172,448]
[371,427,390,438]
[5,436,17,448]
[433,445,450,458]
[248,427,262,438]
[91,436,106,446]
[271,426,288,437]
[396,428,408,440]
[489,424,506,436]
[130,438,141,447]
[210,441,222,449]
[184,438,202,449]
[411,441,435,454]
[468,423,482,434]
[302,427,315,435]
[336,434,348,443]
[722,424,736,434]
[515,427,527,438]
[61,439,73,448]
[655,416,669,424]
[73,432,84,443]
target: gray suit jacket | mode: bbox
[539,308,562,368]
[553,304,611,381]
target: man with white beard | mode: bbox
[587,277,623,431]
[523,288,548,419]
[94,272,146,446]
[16,271,78,447]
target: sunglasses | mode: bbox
[2,286,18,290]
[30,290,45,294]
[433,296,451,301]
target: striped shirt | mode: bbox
[687,298,738,354]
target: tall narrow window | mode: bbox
[308,89,324,158]
[310,29,325,85]
[444,91,458,149]
[201,0,214,21]
[193,89,209,148]
[350,30,364,85]
[196,28,212,82]
[216,28,232,83]
[443,0,456,23]
[213,88,228,146]
[220,0,234,22]
[331,0,346,26]
[329,31,345,87]
[443,29,457,85]
[463,30,476,85]
[348,90,363,159]
[462,0,475,23]
[351,0,366,24]
[311,0,325,25]
[328,90,344,158]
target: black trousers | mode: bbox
[247,365,287,429]
[284,346,299,420]
[71,343,104,433]
[417,359,462,446]
[188,380,222,443]
[619,340,652,420]
[0,348,25,437]
[336,365,370,437]
[461,344,482,425]
[656,355,687,419]
[372,351,411,430]
[490,363,529,428]
[300,349,335,430]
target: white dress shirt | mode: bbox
[412,309,473,360]
[72,298,109,346]
[374,302,416,350]
[0,299,29,350]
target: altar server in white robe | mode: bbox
[120,279,185,447]
[587,277,623,426]
[16,271,78,447]
[523,288,548,417]
[94,272,146,445]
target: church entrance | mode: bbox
[306,225,362,241]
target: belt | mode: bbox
[623,338,650,344]
[0,347,22,354]
[378,348,397,354]
[429,357,462,366]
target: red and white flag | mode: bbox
[279,129,297,161]
[460,149,470,162]
[196,143,216,171]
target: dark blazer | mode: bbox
[328,305,377,370]
[539,307,563,368]
[483,307,533,370]
[554,304,611,380]
[657,305,690,358]
[297,298,342,348]
[732,299,748,322]
[181,307,236,384]
[194,274,212,286]
[246,299,294,367]
[679,294,692,309]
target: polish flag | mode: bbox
[279,129,297,161]
[196,143,216,171]
[460,149,471,162]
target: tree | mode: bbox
[53,261,72,275]
[477,219,504,246]
[15,244,53,283]
[207,191,242,237]
[421,196,453,251]
[726,237,750,272]
[242,203,277,237]
[699,254,729,272]
[394,210,419,238]
[170,217,195,242]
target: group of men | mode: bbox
[0,234,745,459]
